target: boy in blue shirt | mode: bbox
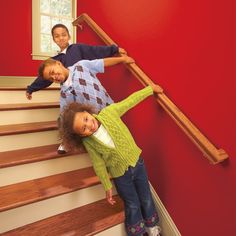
[26,24,125,98]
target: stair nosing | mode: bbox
[0,121,58,136]
[0,144,86,168]
[0,102,59,111]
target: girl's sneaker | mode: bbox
[57,143,67,154]
[146,226,162,236]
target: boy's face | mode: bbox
[43,61,68,83]
[52,27,70,51]
[73,112,99,137]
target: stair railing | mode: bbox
[72,13,229,164]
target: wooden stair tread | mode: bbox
[0,167,99,212]
[0,121,57,136]
[0,144,86,168]
[0,102,59,111]
[2,196,124,236]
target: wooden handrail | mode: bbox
[73,13,229,164]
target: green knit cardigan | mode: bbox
[82,86,153,191]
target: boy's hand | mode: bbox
[122,55,135,64]
[118,47,127,55]
[106,188,116,205]
[26,91,32,100]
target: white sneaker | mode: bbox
[146,226,162,236]
[57,143,67,154]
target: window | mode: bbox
[32,0,77,60]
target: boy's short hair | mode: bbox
[51,24,70,37]
[38,58,57,78]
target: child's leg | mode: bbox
[113,169,146,236]
[132,157,160,230]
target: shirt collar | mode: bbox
[57,43,72,54]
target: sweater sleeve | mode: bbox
[26,76,53,94]
[78,44,119,59]
[84,143,112,191]
[26,53,65,94]
[112,86,153,117]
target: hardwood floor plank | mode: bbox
[0,102,59,111]
[0,121,57,136]
[0,144,85,168]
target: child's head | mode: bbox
[60,102,98,150]
[38,58,69,83]
[51,24,70,51]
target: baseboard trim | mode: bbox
[150,183,181,236]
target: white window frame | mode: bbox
[32,0,77,60]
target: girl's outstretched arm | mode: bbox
[110,84,163,117]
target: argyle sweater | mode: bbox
[82,86,153,191]
[27,44,118,94]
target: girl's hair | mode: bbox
[59,102,97,151]
[38,58,57,77]
[51,24,70,37]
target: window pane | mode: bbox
[41,15,51,34]
[61,0,72,16]
[40,0,50,14]
[41,34,51,52]
[33,0,75,59]
[51,0,71,17]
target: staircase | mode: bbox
[0,77,126,236]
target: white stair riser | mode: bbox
[0,76,59,88]
[0,108,59,125]
[0,91,59,104]
[95,223,126,236]
[0,184,117,233]
[0,130,59,152]
[0,77,38,87]
[0,153,92,186]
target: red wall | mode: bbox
[0,0,42,76]
[77,1,235,236]
[0,0,235,235]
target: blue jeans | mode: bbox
[113,157,159,236]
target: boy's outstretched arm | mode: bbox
[26,77,53,100]
[103,55,134,67]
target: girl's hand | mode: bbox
[150,83,163,94]
[106,188,116,205]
